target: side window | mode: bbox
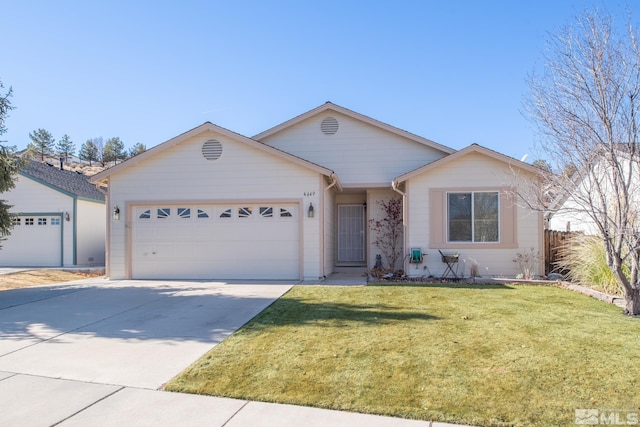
[447,191,499,243]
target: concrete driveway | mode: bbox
[0,278,294,389]
[0,277,458,427]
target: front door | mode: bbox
[337,204,366,264]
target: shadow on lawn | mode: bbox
[248,297,440,328]
[367,282,515,290]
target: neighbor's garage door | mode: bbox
[0,215,62,267]
[131,204,300,280]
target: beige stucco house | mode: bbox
[91,102,543,280]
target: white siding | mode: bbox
[6,175,73,213]
[260,112,448,186]
[1,175,73,267]
[406,152,543,278]
[76,199,106,266]
[323,186,336,276]
[107,130,324,280]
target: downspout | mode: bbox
[320,173,339,279]
[95,182,110,277]
[392,179,408,274]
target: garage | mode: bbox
[0,214,63,267]
[131,203,300,280]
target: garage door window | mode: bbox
[139,209,151,219]
[280,208,293,218]
[12,217,20,226]
[178,208,191,219]
[157,208,171,219]
[197,209,210,219]
[260,207,273,218]
[25,218,34,225]
[239,207,252,218]
[38,218,47,225]
[219,208,231,218]
[51,218,60,225]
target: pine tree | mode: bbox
[104,137,125,165]
[56,134,75,164]
[128,142,147,158]
[0,79,19,247]
[28,128,55,161]
[79,139,99,166]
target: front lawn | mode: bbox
[165,284,640,426]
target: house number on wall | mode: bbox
[304,192,316,197]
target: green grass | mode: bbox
[166,284,640,427]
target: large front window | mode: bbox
[447,192,499,242]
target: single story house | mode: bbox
[0,160,106,267]
[91,102,543,280]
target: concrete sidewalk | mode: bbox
[0,373,466,427]
[0,277,471,427]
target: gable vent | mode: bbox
[320,117,339,135]
[202,139,223,161]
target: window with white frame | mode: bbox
[447,191,499,242]
[51,217,61,225]
[38,218,47,226]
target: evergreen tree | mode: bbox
[79,139,99,166]
[128,142,147,158]
[104,137,125,165]
[56,134,75,164]
[0,79,19,247]
[28,128,55,161]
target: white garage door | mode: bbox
[0,215,62,267]
[131,204,300,280]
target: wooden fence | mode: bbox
[544,229,581,274]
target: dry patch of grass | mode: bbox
[0,270,102,290]
[166,284,640,427]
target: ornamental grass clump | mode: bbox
[556,234,626,296]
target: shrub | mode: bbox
[556,235,626,296]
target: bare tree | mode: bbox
[526,9,640,315]
[369,198,403,272]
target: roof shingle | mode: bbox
[19,160,105,202]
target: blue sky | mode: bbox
[1,1,634,161]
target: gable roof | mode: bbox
[19,160,105,202]
[252,102,456,155]
[393,143,541,184]
[90,122,342,190]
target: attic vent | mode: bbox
[202,139,223,161]
[320,117,339,135]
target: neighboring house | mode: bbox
[0,160,106,267]
[91,102,543,280]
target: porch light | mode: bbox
[64,212,70,222]
[113,205,121,221]
[308,203,315,218]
